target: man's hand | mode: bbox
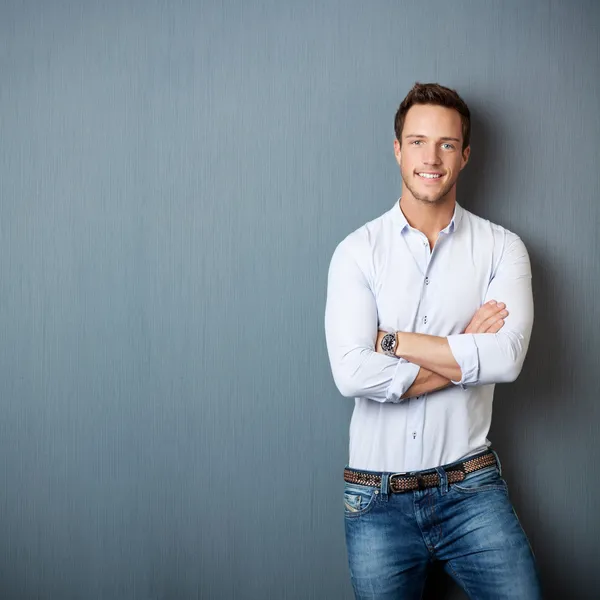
[463,300,508,334]
[375,300,508,353]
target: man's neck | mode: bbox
[399,195,456,239]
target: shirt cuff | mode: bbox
[386,358,421,403]
[446,334,479,388]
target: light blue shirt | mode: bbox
[324,200,534,472]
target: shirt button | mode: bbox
[425,277,430,285]
[412,432,417,439]
[422,316,427,324]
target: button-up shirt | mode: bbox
[324,200,534,472]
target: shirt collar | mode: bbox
[390,198,463,235]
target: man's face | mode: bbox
[394,104,470,205]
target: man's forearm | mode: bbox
[400,366,453,400]
[395,332,462,382]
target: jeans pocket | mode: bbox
[344,483,378,517]
[451,466,508,495]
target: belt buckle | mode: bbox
[389,472,407,493]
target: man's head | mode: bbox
[393,82,471,205]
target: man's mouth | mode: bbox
[416,172,444,180]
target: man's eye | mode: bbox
[412,140,422,145]
[442,143,455,150]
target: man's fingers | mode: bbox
[476,304,507,328]
[482,314,505,333]
[464,303,508,334]
[470,302,501,328]
[485,319,505,333]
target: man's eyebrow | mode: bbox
[404,134,461,142]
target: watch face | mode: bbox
[381,333,395,353]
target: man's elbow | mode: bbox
[334,376,360,398]
[482,332,530,384]
[496,359,525,384]
[332,371,386,400]
[329,365,360,397]
[329,349,376,398]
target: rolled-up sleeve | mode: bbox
[324,240,420,402]
[446,235,534,387]
[446,334,479,388]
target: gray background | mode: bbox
[1,0,599,598]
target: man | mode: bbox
[324,82,542,599]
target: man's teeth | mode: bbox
[418,173,442,179]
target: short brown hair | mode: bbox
[394,82,471,151]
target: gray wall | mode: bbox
[1,1,598,598]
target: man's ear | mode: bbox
[460,145,471,170]
[394,138,402,165]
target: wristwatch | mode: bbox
[380,331,398,357]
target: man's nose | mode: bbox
[423,147,441,165]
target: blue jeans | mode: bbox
[344,454,542,599]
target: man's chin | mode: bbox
[412,183,455,205]
[403,179,452,205]
[412,192,446,205]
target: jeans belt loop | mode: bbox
[490,449,502,476]
[380,472,390,498]
[435,466,449,494]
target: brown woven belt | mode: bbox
[344,451,497,493]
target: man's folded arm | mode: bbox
[324,242,420,402]
[447,235,534,387]
[396,235,534,388]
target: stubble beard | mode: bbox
[401,167,458,205]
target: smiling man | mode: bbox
[325,83,542,599]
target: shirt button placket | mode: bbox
[422,276,429,326]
